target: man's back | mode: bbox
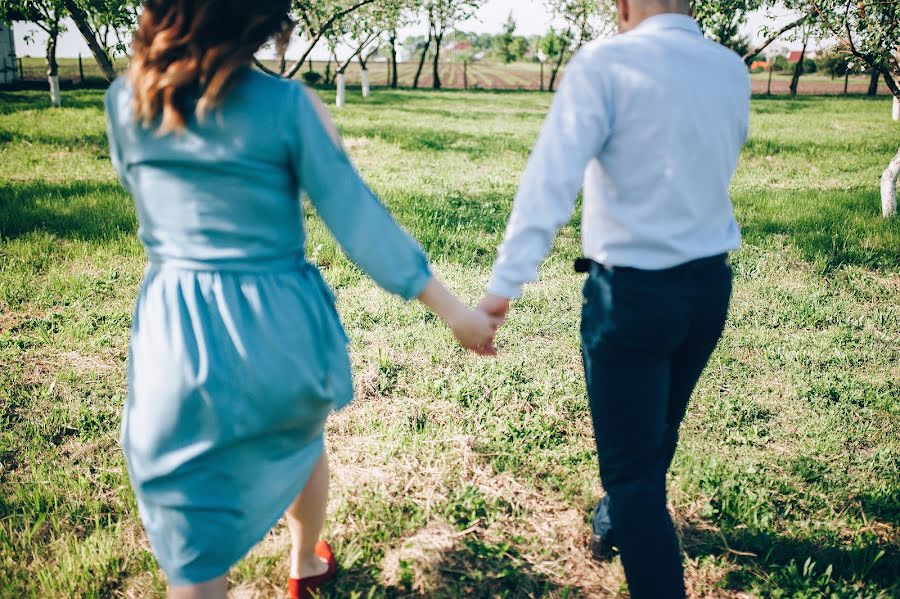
[580,14,750,268]
[487,13,751,298]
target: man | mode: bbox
[478,1,750,597]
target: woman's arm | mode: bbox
[418,277,501,355]
[288,85,499,353]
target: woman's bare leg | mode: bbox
[285,453,330,579]
[168,577,227,599]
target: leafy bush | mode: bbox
[771,55,790,72]
[302,71,323,85]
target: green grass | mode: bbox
[1,87,898,598]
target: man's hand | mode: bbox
[478,293,511,322]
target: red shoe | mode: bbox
[287,541,338,599]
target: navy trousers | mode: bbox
[579,255,733,599]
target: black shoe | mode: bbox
[590,495,617,561]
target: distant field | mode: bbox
[11,56,894,95]
[1,88,898,597]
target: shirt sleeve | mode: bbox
[487,53,612,299]
[104,82,131,193]
[285,83,432,301]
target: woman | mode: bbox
[105,1,500,597]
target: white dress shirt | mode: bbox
[488,13,750,299]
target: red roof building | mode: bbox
[787,51,804,63]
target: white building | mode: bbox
[0,21,17,84]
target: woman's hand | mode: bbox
[417,277,502,356]
[446,304,501,356]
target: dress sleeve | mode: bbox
[103,81,131,193]
[487,53,612,299]
[284,84,432,301]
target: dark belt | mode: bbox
[575,254,728,274]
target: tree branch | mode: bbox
[283,0,378,79]
[252,57,280,77]
[62,0,117,81]
[742,13,810,64]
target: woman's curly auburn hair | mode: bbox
[128,0,293,135]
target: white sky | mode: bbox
[12,0,805,59]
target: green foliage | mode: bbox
[302,71,324,85]
[490,13,530,64]
[816,48,853,78]
[771,54,790,72]
[691,0,762,56]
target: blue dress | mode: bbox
[105,71,431,586]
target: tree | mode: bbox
[543,0,615,91]
[493,13,527,64]
[789,35,809,97]
[425,0,483,90]
[254,0,379,80]
[411,8,432,88]
[691,0,761,56]
[4,0,64,106]
[60,0,137,81]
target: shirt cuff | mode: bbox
[486,272,523,300]
[399,266,433,302]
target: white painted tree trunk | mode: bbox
[361,69,370,98]
[48,75,61,108]
[882,144,900,217]
[893,96,899,121]
[336,73,346,108]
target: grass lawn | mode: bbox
[0,87,898,598]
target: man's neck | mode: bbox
[619,1,692,33]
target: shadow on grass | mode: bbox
[682,523,899,595]
[736,188,900,272]
[0,89,107,115]
[323,537,564,598]
[0,180,135,242]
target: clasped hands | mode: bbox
[447,293,511,357]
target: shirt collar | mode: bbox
[633,13,702,36]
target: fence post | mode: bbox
[78,54,85,84]
[767,63,773,95]
[18,58,23,80]
[463,61,468,90]
[540,61,545,91]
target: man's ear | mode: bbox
[617,0,629,23]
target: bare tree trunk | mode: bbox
[359,57,370,97]
[336,67,346,108]
[277,45,287,75]
[868,69,880,96]
[46,33,60,107]
[325,51,335,85]
[432,27,444,89]
[549,47,567,92]
[882,144,900,217]
[62,0,117,81]
[413,29,432,89]
[390,30,398,89]
[789,39,808,98]
[844,70,849,95]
